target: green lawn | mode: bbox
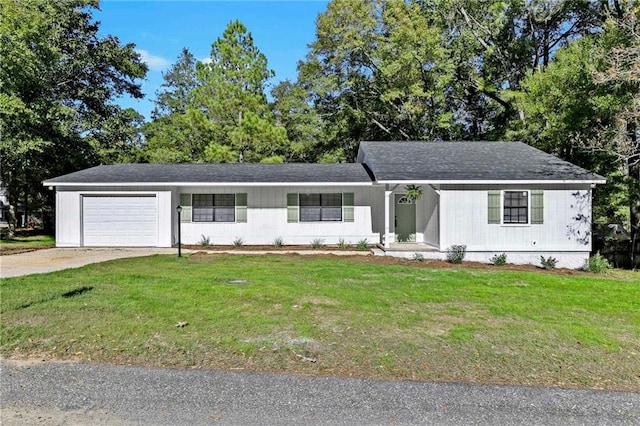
[1,254,638,390]
[0,234,55,253]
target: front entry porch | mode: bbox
[382,185,440,249]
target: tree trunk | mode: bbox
[630,161,640,269]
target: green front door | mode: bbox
[395,194,416,242]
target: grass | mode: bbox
[1,254,638,390]
[0,234,55,254]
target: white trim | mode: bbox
[43,181,374,187]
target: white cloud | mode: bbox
[199,57,213,65]
[136,49,169,71]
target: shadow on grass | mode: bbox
[15,286,94,310]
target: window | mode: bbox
[299,193,342,222]
[192,194,235,222]
[503,191,528,224]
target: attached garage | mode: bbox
[82,195,158,247]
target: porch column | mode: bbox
[384,189,392,248]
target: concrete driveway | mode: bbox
[0,247,180,278]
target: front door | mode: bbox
[395,194,416,242]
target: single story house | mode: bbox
[43,141,605,268]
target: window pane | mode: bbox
[300,206,321,222]
[193,194,213,207]
[214,194,235,207]
[321,193,342,207]
[214,207,235,222]
[503,191,528,224]
[300,194,320,207]
[321,207,342,221]
[193,207,214,222]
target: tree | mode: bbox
[144,21,289,164]
[0,0,147,227]
[298,0,453,160]
[590,0,640,267]
[194,20,288,163]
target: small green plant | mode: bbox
[337,238,349,249]
[412,253,424,262]
[273,237,284,248]
[199,235,211,247]
[405,184,423,201]
[490,253,507,266]
[232,237,244,247]
[585,252,611,273]
[540,255,558,270]
[446,245,466,264]
[311,238,325,249]
[356,239,369,250]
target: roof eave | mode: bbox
[43,181,374,187]
[374,179,607,185]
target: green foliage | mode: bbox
[447,245,467,264]
[405,185,422,201]
[0,0,147,226]
[540,256,558,270]
[585,252,611,273]
[412,253,425,262]
[337,238,349,249]
[490,253,507,266]
[273,237,284,248]
[311,239,325,249]
[232,237,244,247]
[143,20,291,163]
[199,235,211,247]
[356,239,369,251]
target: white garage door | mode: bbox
[82,195,158,246]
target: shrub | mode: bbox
[540,256,558,270]
[490,253,507,266]
[446,245,466,264]
[412,253,424,262]
[356,239,369,250]
[273,237,284,248]
[585,252,611,273]
[337,238,349,249]
[199,235,211,247]
[311,238,325,249]
[232,237,244,247]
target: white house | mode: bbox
[43,141,605,268]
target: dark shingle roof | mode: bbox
[358,141,605,182]
[44,163,373,185]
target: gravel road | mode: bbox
[1,359,638,425]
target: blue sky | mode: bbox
[97,1,329,120]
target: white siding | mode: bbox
[178,186,379,245]
[438,184,593,253]
[56,191,81,247]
